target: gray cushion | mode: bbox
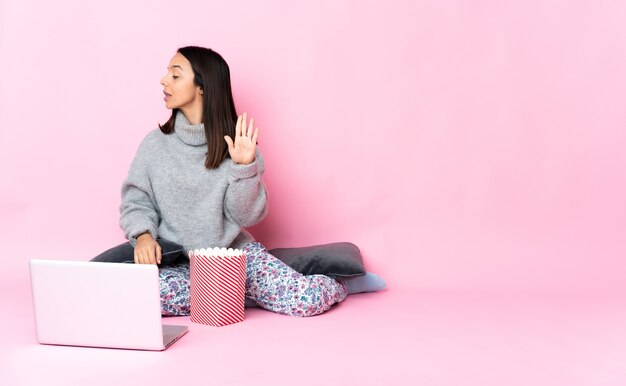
[269,242,366,279]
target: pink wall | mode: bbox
[1,1,625,293]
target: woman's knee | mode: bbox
[90,242,134,263]
[243,241,267,258]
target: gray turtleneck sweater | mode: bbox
[119,111,268,251]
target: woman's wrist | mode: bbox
[135,231,152,241]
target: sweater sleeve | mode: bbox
[119,135,160,246]
[224,149,269,227]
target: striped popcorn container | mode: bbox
[189,247,247,327]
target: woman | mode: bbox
[92,46,347,317]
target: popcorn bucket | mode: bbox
[189,248,247,326]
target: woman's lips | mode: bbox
[163,91,171,101]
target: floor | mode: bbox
[2,264,625,386]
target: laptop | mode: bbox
[29,259,188,351]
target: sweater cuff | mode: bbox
[128,226,158,247]
[230,158,259,180]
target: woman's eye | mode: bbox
[172,75,179,79]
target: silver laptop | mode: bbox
[29,259,188,351]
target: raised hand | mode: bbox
[224,112,259,165]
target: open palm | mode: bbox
[224,112,259,165]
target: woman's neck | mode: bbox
[180,105,203,125]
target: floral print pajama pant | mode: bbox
[159,242,348,317]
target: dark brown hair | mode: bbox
[159,46,237,169]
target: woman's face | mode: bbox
[160,53,203,111]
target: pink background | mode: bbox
[2,0,625,293]
[1,1,626,384]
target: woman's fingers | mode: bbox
[247,117,254,138]
[241,113,247,137]
[236,113,258,138]
[148,247,156,264]
[224,135,235,151]
[235,112,259,139]
[156,244,162,265]
[235,114,242,138]
[145,248,155,264]
[246,118,254,138]
[141,249,149,264]
[232,113,259,160]
[134,245,159,264]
